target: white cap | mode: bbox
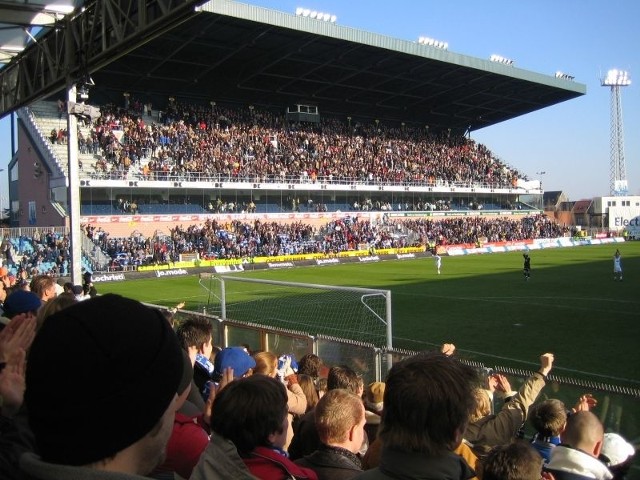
[601,433,635,466]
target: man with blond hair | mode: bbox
[295,389,365,479]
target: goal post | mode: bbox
[199,273,393,349]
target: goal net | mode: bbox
[199,274,392,349]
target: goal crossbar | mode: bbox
[200,274,392,349]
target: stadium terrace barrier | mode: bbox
[90,250,431,282]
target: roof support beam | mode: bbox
[0,0,203,118]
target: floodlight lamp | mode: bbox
[603,69,631,86]
[296,7,303,15]
[45,4,75,14]
[322,13,330,21]
[330,15,337,22]
[302,9,310,16]
[1,45,24,53]
[310,11,317,18]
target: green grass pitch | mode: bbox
[99,242,640,386]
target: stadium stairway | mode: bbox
[27,101,103,176]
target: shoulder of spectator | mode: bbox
[286,382,307,415]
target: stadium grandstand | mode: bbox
[0,0,585,277]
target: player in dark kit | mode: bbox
[523,253,531,281]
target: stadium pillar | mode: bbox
[66,84,82,284]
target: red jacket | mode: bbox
[244,446,318,480]
[156,412,209,479]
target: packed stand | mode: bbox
[0,231,73,279]
[83,99,526,188]
[86,214,569,269]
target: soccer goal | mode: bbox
[199,274,392,349]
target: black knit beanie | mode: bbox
[26,294,183,466]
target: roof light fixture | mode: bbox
[295,7,337,22]
[489,54,514,66]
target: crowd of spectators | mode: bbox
[85,214,568,269]
[402,214,570,246]
[0,231,71,279]
[83,99,526,188]
[2,299,635,480]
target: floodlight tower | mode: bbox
[601,69,631,196]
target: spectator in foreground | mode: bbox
[295,388,365,479]
[464,353,554,459]
[298,353,324,380]
[544,411,613,480]
[34,292,77,330]
[530,394,597,463]
[354,352,478,480]
[208,374,318,479]
[152,351,210,479]
[529,398,567,463]
[482,441,544,480]
[175,316,214,408]
[599,432,636,480]
[2,291,41,328]
[253,351,307,451]
[28,275,57,303]
[20,294,184,479]
[0,315,37,479]
[289,365,363,460]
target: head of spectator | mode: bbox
[29,274,57,302]
[298,353,323,378]
[72,284,85,300]
[483,442,544,480]
[3,290,41,319]
[530,399,567,439]
[365,381,385,415]
[599,433,636,480]
[470,387,492,422]
[175,316,213,365]
[562,411,604,458]
[213,346,255,381]
[210,374,318,479]
[298,374,319,412]
[34,292,77,330]
[545,411,612,480]
[327,365,361,395]
[316,389,366,452]
[379,352,478,457]
[212,374,288,454]
[253,350,278,377]
[23,294,183,477]
[63,281,74,294]
[316,377,328,399]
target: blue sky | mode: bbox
[1,0,638,202]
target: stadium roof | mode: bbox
[0,0,81,64]
[1,0,586,134]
